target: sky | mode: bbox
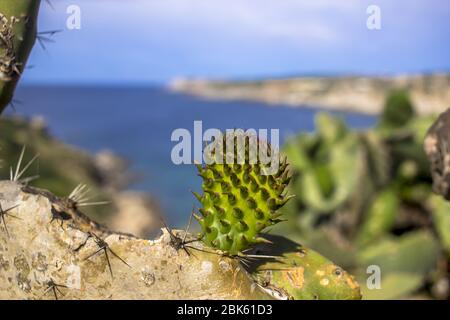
[22,0,450,85]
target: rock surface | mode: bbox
[0,180,269,300]
[424,108,450,199]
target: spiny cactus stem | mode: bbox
[0,0,41,113]
[195,132,293,256]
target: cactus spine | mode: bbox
[194,131,292,256]
[0,0,40,113]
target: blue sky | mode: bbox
[23,0,450,85]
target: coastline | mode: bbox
[169,73,450,115]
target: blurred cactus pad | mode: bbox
[276,91,449,299]
[379,89,415,129]
[251,235,362,300]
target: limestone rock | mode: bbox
[0,180,269,300]
[424,108,450,199]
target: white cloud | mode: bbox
[42,0,348,44]
[41,0,449,46]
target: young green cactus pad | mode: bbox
[194,130,292,256]
[0,0,41,113]
[250,235,361,300]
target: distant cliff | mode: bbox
[169,73,450,115]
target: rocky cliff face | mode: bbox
[170,73,450,115]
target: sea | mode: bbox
[8,85,376,227]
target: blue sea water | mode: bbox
[10,85,376,227]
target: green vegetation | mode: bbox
[194,131,292,256]
[252,235,362,300]
[277,91,449,299]
[379,89,415,128]
[0,117,113,220]
[194,131,362,299]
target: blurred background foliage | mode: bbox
[275,90,449,299]
[0,117,113,221]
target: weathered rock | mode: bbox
[424,108,450,199]
[0,180,269,300]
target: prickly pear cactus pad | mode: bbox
[254,250,361,300]
[194,130,292,256]
[250,235,362,300]
[0,0,40,113]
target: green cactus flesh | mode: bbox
[357,231,439,299]
[252,243,362,300]
[429,195,450,259]
[356,187,399,246]
[283,113,366,214]
[194,131,292,256]
[0,0,41,113]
